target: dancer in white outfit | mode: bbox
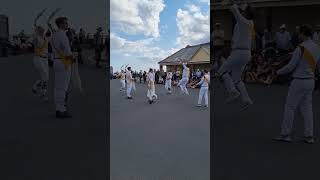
[165,72,173,94]
[177,60,190,95]
[32,9,50,101]
[218,0,255,111]
[147,68,157,104]
[126,67,134,99]
[118,70,126,91]
[194,70,210,107]
[273,25,320,144]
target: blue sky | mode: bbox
[110,0,210,72]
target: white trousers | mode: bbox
[127,82,133,97]
[281,79,314,137]
[147,84,157,100]
[54,59,71,112]
[218,50,252,103]
[178,77,189,95]
[33,56,49,82]
[198,86,209,105]
[165,79,172,91]
[120,79,125,90]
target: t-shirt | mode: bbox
[275,31,292,50]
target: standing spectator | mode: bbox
[79,28,85,44]
[275,24,292,54]
[18,30,27,44]
[291,26,301,48]
[212,22,225,69]
[139,70,143,83]
[94,27,104,68]
[262,28,273,49]
[143,71,147,83]
[313,24,320,46]
[196,69,202,80]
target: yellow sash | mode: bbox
[35,39,48,57]
[58,52,73,69]
[299,45,317,72]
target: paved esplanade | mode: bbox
[0,52,107,179]
[110,80,210,179]
[212,81,320,180]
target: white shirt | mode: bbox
[182,64,190,78]
[197,74,210,87]
[51,28,72,58]
[230,4,254,50]
[126,70,133,83]
[147,72,155,82]
[166,72,172,80]
[275,31,292,50]
[277,39,320,78]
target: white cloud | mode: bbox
[110,0,165,38]
[176,4,210,47]
[111,33,180,64]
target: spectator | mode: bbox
[196,69,202,80]
[79,28,85,44]
[94,27,104,68]
[313,24,320,46]
[12,36,20,55]
[275,24,292,54]
[291,26,301,48]
[212,22,225,69]
[262,28,273,49]
[139,70,143,83]
[143,71,147,83]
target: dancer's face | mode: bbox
[60,19,69,31]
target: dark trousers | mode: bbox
[95,47,102,67]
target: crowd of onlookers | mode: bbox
[113,68,209,88]
[212,23,320,85]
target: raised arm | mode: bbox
[47,8,61,32]
[229,1,250,24]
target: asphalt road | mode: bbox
[110,80,210,180]
[0,53,108,180]
[212,81,320,180]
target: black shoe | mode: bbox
[272,134,292,143]
[127,97,133,99]
[302,136,315,144]
[149,100,152,104]
[56,111,72,118]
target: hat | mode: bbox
[280,24,286,29]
